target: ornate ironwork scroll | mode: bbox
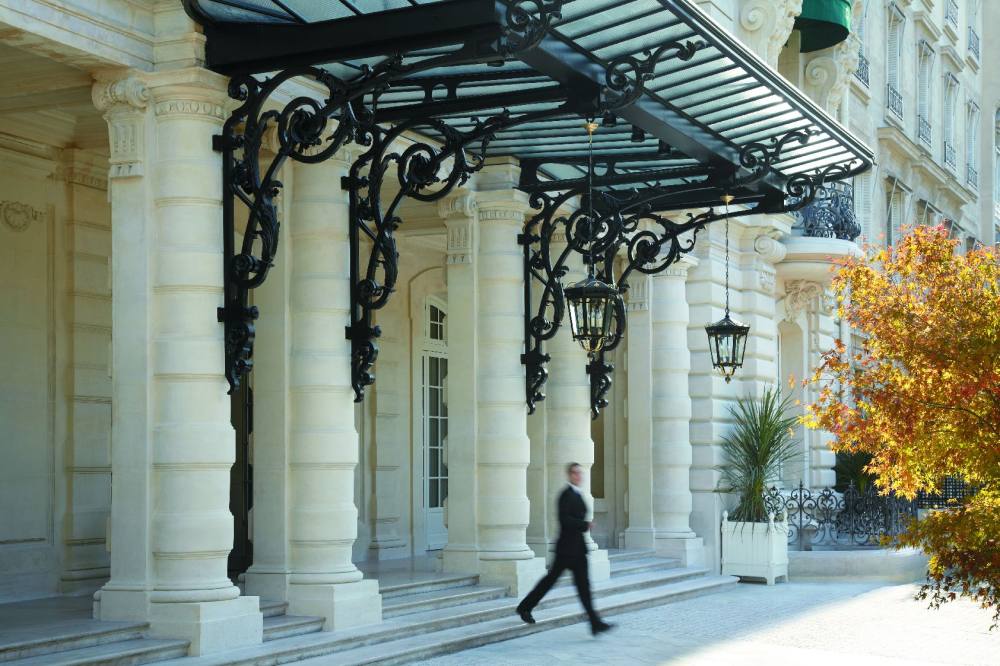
[215,1,568,395]
[763,481,917,550]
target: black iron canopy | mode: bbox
[184,0,872,412]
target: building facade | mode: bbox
[0,0,994,660]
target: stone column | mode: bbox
[93,69,263,655]
[624,275,655,550]
[650,259,703,565]
[542,249,610,581]
[471,175,545,594]
[262,151,381,629]
[440,192,480,573]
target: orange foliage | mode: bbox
[804,225,1000,627]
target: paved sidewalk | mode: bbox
[423,581,998,666]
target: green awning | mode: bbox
[794,0,852,53]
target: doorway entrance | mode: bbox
[228,379,253,578]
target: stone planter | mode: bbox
[721,511,789,584]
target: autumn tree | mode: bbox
[805,224,1000,626]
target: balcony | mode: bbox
[944,141,957,170]
[967,164,978,189]
[945,0,959,31]
[886,84,903,119]
[854,54,870,87]
[794,182,861,242]
[968,27,980,60]
[917,116,932,147]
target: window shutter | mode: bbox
[891,194,903,245]
[887,20,899,89]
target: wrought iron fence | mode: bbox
[764,481,917,550]
[968,27,980,60]
[917,477,974,509]
[945,0,959,31]
[917,116,932,147]
[887,84,903,119]
[944,141,957,170]
[793,182,861,241]
[855,54,870,87]
[967,164,979,188]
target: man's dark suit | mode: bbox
[517,485,602,628]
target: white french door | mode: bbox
[421,302,448,550]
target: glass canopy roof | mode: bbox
[184,0,873,206]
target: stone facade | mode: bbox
[0,0,996,658]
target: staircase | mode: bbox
[3,551,736,665]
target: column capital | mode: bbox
[146,68,231,120]
[93,73,151,181]
[438,191,478,220]
[92,73,150,114]
[475,189,532,224]
[654,254,698,279]
[627,274,650,312]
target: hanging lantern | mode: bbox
[705,193,750,382]
[564,274,618,353]
[705,312,750,383]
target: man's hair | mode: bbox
[566,462,582,476]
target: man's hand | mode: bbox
[588,521,595,531]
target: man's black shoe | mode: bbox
[516,606,536,624]
[591,621,614,636]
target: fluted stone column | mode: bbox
[543,249,610,580]
[440,192,481,573]
[624,276,655,549]
[651,259,703,565]
[470,174,545,594]
[93,69,263,655]
[260,152,381,629]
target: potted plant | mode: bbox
[718,386,799,584]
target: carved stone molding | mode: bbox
[153,99,226,120]
[92,76,149,113]
[783,279,833,321]
[0,200,46,233]
[758,270,776,294]
[627,274,650,311]
[753,234,787,264]
[477,206,525,225]
[438,192,478,220]
[445,217,475,265]
[804,35,860,116]
[740,0,803,68]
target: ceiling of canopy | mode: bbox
[183,0,873,207]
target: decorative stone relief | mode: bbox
[153,99,226,120]
[758,270,776,294]
[783,279,824,322]
[753,234,787,264]
[0,200,45,233]
[803,34,861,116]
[93,76,150,180]
[477,207,526,224]
[739,0,803,67]
[627,274,650,311]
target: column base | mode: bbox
[478,557,546,596]
[656,536,705,568]
[148,596,262,656]
[587,548,611,582]
[244,569,290,602]
[287,579,382,631]
[442,546,480,575]
[623,527,656,550]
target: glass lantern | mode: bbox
[563,274,618,354]
[704,312,750,383]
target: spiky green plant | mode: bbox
[717,387,800,523]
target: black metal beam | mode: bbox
[198,0,500,75]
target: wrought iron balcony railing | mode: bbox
[967,164,979,188]
[917,116,932,147]
[968,27,980,60]
[945,0,959,31]
[886,84,903,119]
[854,53,870,87]
[793,182,861,242]
[944,141,957,170]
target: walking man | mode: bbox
[516,462,613,635]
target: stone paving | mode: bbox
[423,581,999,665]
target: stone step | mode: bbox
[259,600,288,619]
[609,556,681,577]
[262,615,325,642]
[155,567,717,666]
[292,575,739,665]
[382,585,509,619]
[8,638,190,666]
[0,623,149,662]
[605,548,656,562]
[377,574,480,600]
